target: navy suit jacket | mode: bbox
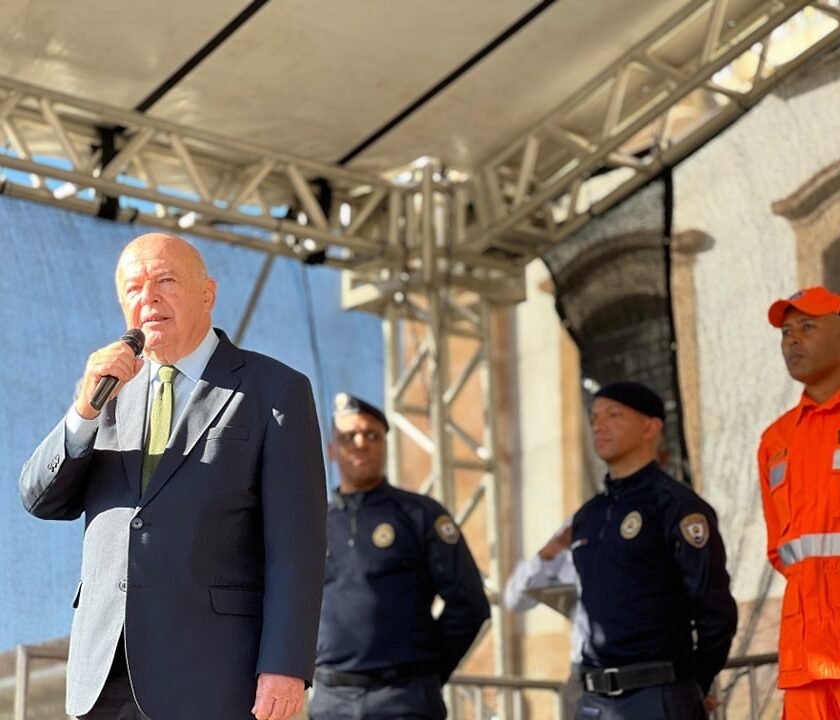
[20,329,327,719]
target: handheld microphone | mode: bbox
[89,328,146,411]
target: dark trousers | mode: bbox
[77,636,148,720]
[574,678,706,720]
[309,676,446,720]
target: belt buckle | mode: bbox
[604,667,623,697]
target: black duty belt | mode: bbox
[314,663,435,689]
[581,661,676,696]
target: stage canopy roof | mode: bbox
[0,0,838,300]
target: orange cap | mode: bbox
[768,286,840,327]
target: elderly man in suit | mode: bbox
[20,233,327,720]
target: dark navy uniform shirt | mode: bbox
[572,461,737,694]
[316,481,490,681]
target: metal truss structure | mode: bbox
[0,72,526,306]
[379,169,512,697]
[0,0,835,292]
[1,0,837,708]
[462,0,840,259]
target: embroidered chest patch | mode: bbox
[372,522,395,548]
[619,511,643,539]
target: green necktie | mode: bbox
[142,365,177,492]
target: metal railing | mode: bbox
[449,673,569,720]
[11,642,778,720]
[13,644,69,720]
[449,652,780,720]
[712,652,780,720]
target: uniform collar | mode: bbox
[793,386,840,425]
[331,478,390,509]
[604,460,659,497]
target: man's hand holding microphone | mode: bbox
[75,328,145,419]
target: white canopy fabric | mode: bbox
[0,0,754,171]
[0,0,836,287]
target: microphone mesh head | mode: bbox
[122,328,146,355]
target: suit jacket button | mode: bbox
[131,517,144,530]
[118,579,128,592]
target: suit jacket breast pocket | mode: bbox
[202,426,250,464]
[206,426,250,441]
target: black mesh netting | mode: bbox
[542,174,691,484]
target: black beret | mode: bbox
[594,381,665,421]
[333,392,390,432]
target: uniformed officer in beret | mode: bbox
[572,381,737,720]
[310,393,491,719]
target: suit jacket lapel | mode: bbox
[117,362,150,499]
[140,331,243,505]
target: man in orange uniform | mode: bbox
[759,286,840,719]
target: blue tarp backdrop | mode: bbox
[0,194,383,650]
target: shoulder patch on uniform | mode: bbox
[372,522,395,548]
[680,513,710,548]
[619,511,643,539]
[434,514,460,544]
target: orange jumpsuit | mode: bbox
[759,388,840,719]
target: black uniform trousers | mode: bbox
[309,676,446,720]
[574,678,706,720]
[77,635,149,720]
